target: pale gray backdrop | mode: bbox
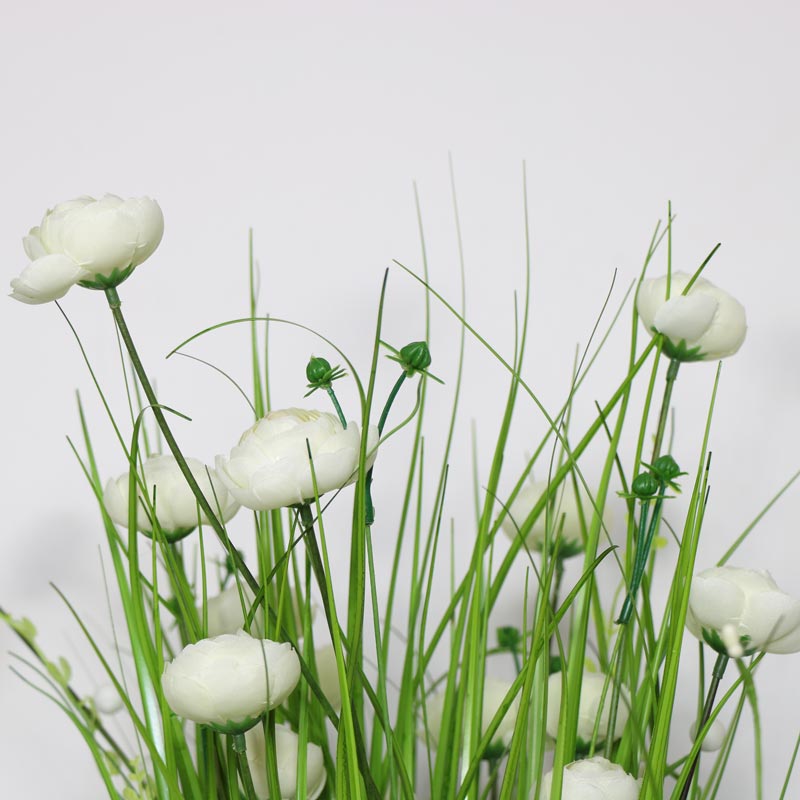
[2,1,799,797]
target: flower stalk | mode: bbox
[104,286,260,596]
[678,651,730,800]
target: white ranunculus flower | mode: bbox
[103,454,239,542]
[10,194,163,304]
[546,671,629,748]
[202,584,314,638]
[162,630,300,733]
[686,566,800,657]
[636,271,746,361]
[313,644,342,712]
[245,722,327,800]
[423,677,519,752]
[501,479,601,557]
[537,756,639,800]
[216,408,380,511]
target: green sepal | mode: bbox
[78,264,137,291]
[653,331,707,362]
[701,627,754,658]
[204,713,264,736]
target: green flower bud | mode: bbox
[399,341,432,374]
[306,356,333,384]
[496,626,521,652]
[652,454,682,482]
[631,473,660,498]
[304,355,346,396]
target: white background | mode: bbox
[2,1,800,797]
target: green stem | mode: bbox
[378,373,408,435]
[678,652,730,800]
[231,732,259,800]
[326,386,347,429]
[104,287,259,597]
[365,372,409,525]
[297,503,335,634]
[651,357,680,463]
[550,556,566,657]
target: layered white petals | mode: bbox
[546,671,628,746]
[245,722,327,800]
[686,566,800,656]
[423,677,519,749]
[636,272,746,360]
[313,644,342,712]
[216,408,379,511]
[10,194,163,304]
[538,756,639,800]
[10,254,89,304]
[103,454,239,537]
[501,479,602,555]
[162,631,300,730]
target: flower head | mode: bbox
[10,194,163,303]
[686,566,800,657]
[245,722,327,800]
[538,756,639,800]
[423,677,519,755]
[103,455,239,542]
[636,272,746,361]
[215,408,379,511]
[501,479,600,557]
[546,671,628,749]
[162,630,300,733]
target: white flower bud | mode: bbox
[423,677,519,751]
[538,756,639,799]
[636,272,746,361]
[546,671,628,747]
[690,718,727,752]
[245,722,327,800]
[103,455,239,541]
[216,408,379,511]
[92,685,124,715]
[686,566,800,656]
[162,631,300,733]
[10,194,163,303]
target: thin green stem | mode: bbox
[104,287,259,597]
[678,652,730,800]
[231,732,259,800]
[379,373,408,435]
[297,503,335,634]
[651,358,680,463]
[326,386,348,429]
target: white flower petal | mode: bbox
[9,254,86,304]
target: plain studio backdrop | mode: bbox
[2,2,799,797]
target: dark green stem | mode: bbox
[326,386,347,429]
[549,556,566,657]
[232,732,259,800]
[297,503,335,635]
[378,373,407,435]
[104,287,259,597]
[365,372,409,525]
[678,652,730,800]
[651,357,680,463]
[616,497,658,624]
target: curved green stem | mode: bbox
[326,386,347,429]
[104,287,259,597]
